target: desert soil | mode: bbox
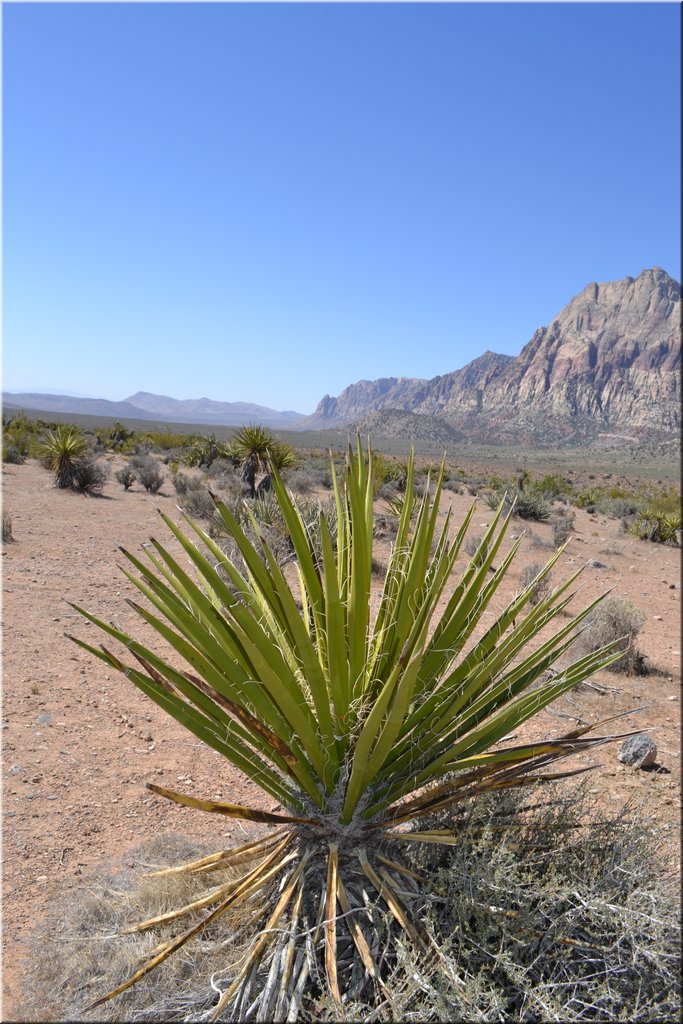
[2,456,681,1020]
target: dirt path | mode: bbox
[2,458,680,1019]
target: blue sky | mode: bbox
[3,2,680,415]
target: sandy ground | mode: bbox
[2,456,680,1020]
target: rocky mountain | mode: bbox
[2,391,305,429]
[306,268,681,443]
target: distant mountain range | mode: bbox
[2,390,305,430]
[304,267,680,443]
[4,268,680,444]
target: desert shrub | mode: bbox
[205,456,240,481]
[377,477,402,502]
[514,491,551,522]
[72,458,109,496]
[576,596,646,675]
[480,489,503,511]
[574,488,600,511]
[144,430,200,453]
[628,507,681,545]
[529,473,573,500]
[373,512,399,542]
[95,422,134,451]
[3,510,14,543]
[169,468,197,496]
[550,509,575,547]
[2,410,46,461]
[177,483,217,522]
[292,454,338,490]
[284,466,321,495]
[19,786,680,1023]
[2,441,26,464]
[131,455,164,494]
[480,489,550,522]
[371,452,407,494]
[594,494,642,518]
[441,476,462,493]
[115,465,136,491]
[519,561,553,605]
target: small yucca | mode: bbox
[39,423,89,489]
[70,441,634,1020]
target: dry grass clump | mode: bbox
[576,596,647,675]
[519,561,553,606]
[20,786,679,1023]
[20,833,267,1023]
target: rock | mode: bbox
[587,558,607,569]
[618,734,658,769]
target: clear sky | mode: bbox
[3,2,680,415]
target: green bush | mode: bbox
[529,473,573,500]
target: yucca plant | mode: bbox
[38,423,89,489]
[227,424,299,497]
[185,433,231,469]
[628,507,681,545]
[70,441,635,1020]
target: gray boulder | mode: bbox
[618,733,658,768]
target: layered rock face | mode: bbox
[308,268,681,442]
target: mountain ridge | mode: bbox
[2,391,306,430]
[304,267,680,442]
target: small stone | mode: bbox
[587,558,607,569]
[653,615,663,621]
[618,734,658,769]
